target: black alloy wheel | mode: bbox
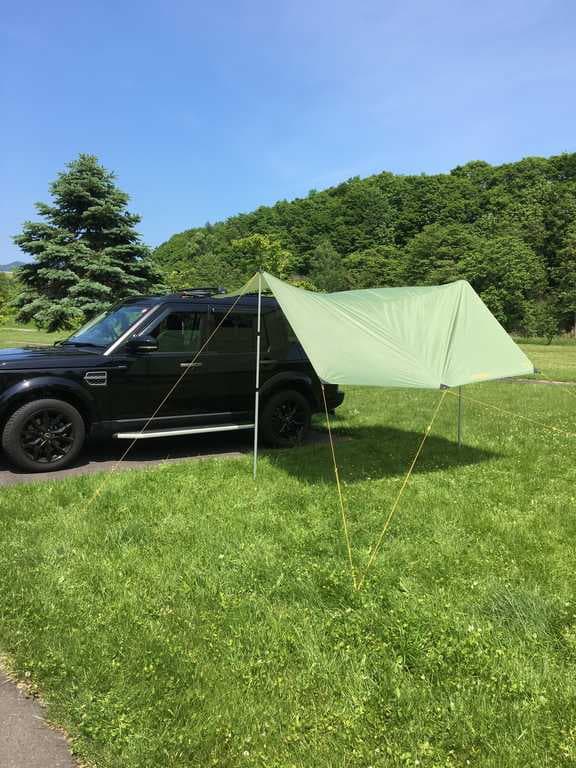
[20,408,75,464]
[2,398,86,473]
[260,389,311,447]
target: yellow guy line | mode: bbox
[321,383,357,591]
[444,389,576,439]
[80,287,251,513]
[356,389,448,591]
[560,384,576,401]
[534,370,576,403]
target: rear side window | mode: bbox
[208,311,259,354]
[264,310,298,350]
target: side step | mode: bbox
[114,423,255,440]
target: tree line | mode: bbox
[6,152,576,336]
[154,153,576,336]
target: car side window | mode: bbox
[208,311,260,354]
[150,311,204,353]
[265,309,300,350]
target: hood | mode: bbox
[0,345,106,371]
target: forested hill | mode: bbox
[153,153,576,334]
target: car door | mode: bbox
[107,306,215,424]
[140,306,216,419]
[197,306,261,415]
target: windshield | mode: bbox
[64,303,153,348]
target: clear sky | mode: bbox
[2,0,575,264]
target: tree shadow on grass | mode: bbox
[267,425,500,485]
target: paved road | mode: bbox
[0,671,75,768]
[0,431,330,486]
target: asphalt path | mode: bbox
[0,671,75,768]
[0,431,331,486]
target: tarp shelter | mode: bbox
[121,272,536,588]
[227,272,534,480]
[240,272,534,389]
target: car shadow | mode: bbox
[0,429,332,485]
[267,424,499,485]
[0,426,497,486]
[0,432,252,484]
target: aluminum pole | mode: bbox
[253,272,262,479]
[457,386,463,448]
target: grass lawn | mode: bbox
[0,348,575,766]
[522,343,576,382]
[0,323,63,348]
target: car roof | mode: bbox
[120,293,280,311]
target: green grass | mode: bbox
[0,323,63,348]
[520,343,576,382]
[515,335,576,347]
[1,352,576,766]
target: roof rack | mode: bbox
[175,287,227,298]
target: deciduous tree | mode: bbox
[309,241,347,291]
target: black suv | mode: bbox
[0,289,344,472]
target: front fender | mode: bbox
[0,376,97,422]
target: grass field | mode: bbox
[528,344,576,382]
[0,343,575,766]
[0,323,63,347]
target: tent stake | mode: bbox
[253,272,263,480]
[457,386,463,448]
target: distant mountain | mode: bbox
[0,261,25,272]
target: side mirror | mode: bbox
[128,335,158,354]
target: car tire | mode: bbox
[260,389,311,448]
[2,398,86,473]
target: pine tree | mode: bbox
[14,154,162,330]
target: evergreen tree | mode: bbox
[14,154,162,330]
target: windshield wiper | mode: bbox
[60,341,105,348]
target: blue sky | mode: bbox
[1,0,575,264]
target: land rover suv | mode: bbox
[0,288,344,472]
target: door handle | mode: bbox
[260,359,276,366]
[180,361,203,368]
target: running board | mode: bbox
[114,423,255,439]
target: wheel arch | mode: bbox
[259,372,320,410]
[0,378,95,431]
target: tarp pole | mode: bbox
[253,272,262,480]
[457,386,463,448]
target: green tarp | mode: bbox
[240,272,534,388]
